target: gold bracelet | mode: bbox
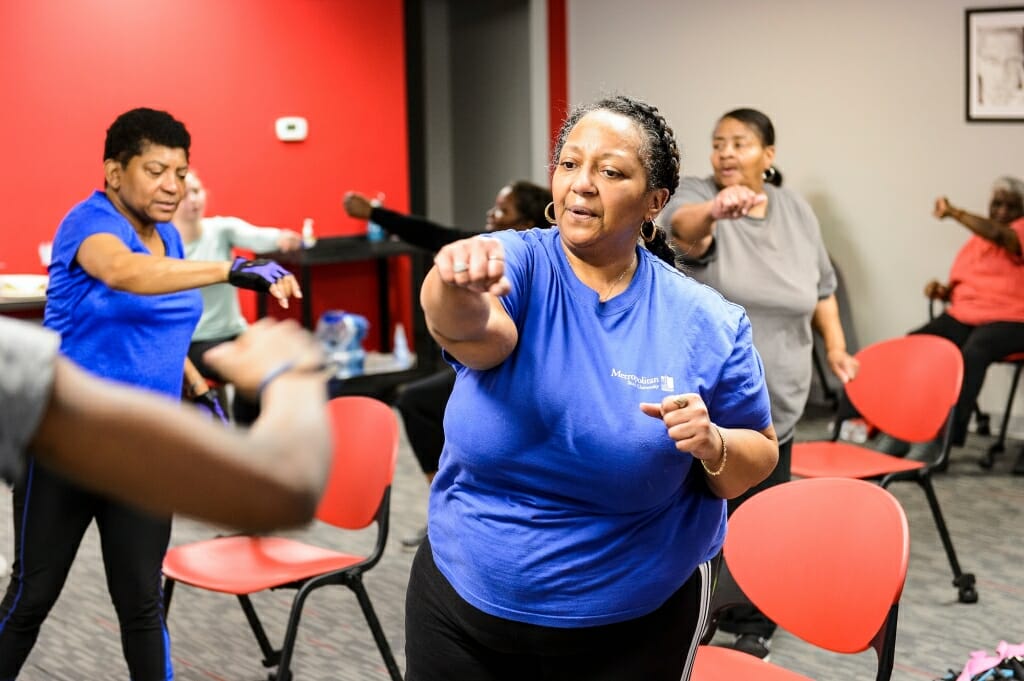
[702,424,727,476]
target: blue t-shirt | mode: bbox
[44,191,202,397]
[429,227,772,628]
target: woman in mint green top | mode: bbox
[173,171,302,423]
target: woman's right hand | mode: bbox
[342,192,373,219]
[933,196,953,219]
[923,279,951,301]
[433,236,510,296]
[203,318,325,398]
[710,185,766,220]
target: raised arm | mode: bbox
[343,191,478,251]
[421,236,518,370]
[934,196,1022,256]
[76,233,301,307]
[669,185,766,258]
[29,319,331,531]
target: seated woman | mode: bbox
[911,176,1024,452]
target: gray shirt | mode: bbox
[662,176,836,442]
[0,317,60,483]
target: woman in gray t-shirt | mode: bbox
[660,108,858,657]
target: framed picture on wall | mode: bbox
[966,6,1024,121]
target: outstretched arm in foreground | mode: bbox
[29,319,332,531]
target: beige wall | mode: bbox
[567,0,1024,426]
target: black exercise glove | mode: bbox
[228,257,290,292]
[192,390,229,424]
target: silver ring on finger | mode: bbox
[452,261,469,274]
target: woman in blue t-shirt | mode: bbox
[404,96,779,681]
[0,108,301,680]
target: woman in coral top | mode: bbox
[916,176,1024,447]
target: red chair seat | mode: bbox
[792,441,924,479]
[693,645,813,681]
[163,535,366,595]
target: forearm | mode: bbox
[420,267,515,369]
[31,359,329,531]
[99,251,231,294]
[669,202,715,256]
[373,207,476,251]
[183,358,207,398]
[811,294,847,353]
[948,207,1022,255]
[704,425,779,499]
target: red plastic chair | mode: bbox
[162,396,403,681]
[791,334,978,603]
[692,478,909,681]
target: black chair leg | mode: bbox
[238,594,281,669]
[980,363,1022,470]
[916,475,978,603]
[350,577,405,681]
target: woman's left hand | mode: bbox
[433,236,510,296]
[639,393,723,465]
[827,349,859,383]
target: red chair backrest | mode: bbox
[315,396,399,529]
[845,335,963,443]
[725,477,909,654]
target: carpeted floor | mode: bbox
[1,404,1021,680]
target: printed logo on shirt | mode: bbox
[611,368,675,392]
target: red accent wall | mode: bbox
[547,0,568,156]
[0,0,411,348]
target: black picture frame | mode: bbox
[966,6,1024,122]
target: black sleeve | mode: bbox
[372,207,480,252]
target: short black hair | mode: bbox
[103,108,191,166]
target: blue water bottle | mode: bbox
[316,310,369,379]
[367,194,386,242]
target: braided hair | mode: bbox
[551,95,681,265]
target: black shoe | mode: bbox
[401,525,427,549]
[730,633,771,661]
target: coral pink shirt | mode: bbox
[947,217,1024,325]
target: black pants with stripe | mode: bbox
[0,460,172,680]
[405,537,711,681]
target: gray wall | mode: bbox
[566,0,1024,429]
[421,0,544,229]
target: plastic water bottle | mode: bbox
[316,310,369,379]
[301,217,316,248]
[367,195,385,242]
[392,322,412,369]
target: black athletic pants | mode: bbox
[405,537,711,681]
[0,460,172,680]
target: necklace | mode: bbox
[598,254,636,302]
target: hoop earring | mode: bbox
[544,202,558,225]
[763,166,777,183]
[640,219,657,243]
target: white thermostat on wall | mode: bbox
[275,116,308,142]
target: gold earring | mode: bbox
[544,202,557,225]
[640,219,657,243]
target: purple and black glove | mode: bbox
[192,390,229,424]
[228,257,290,292]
